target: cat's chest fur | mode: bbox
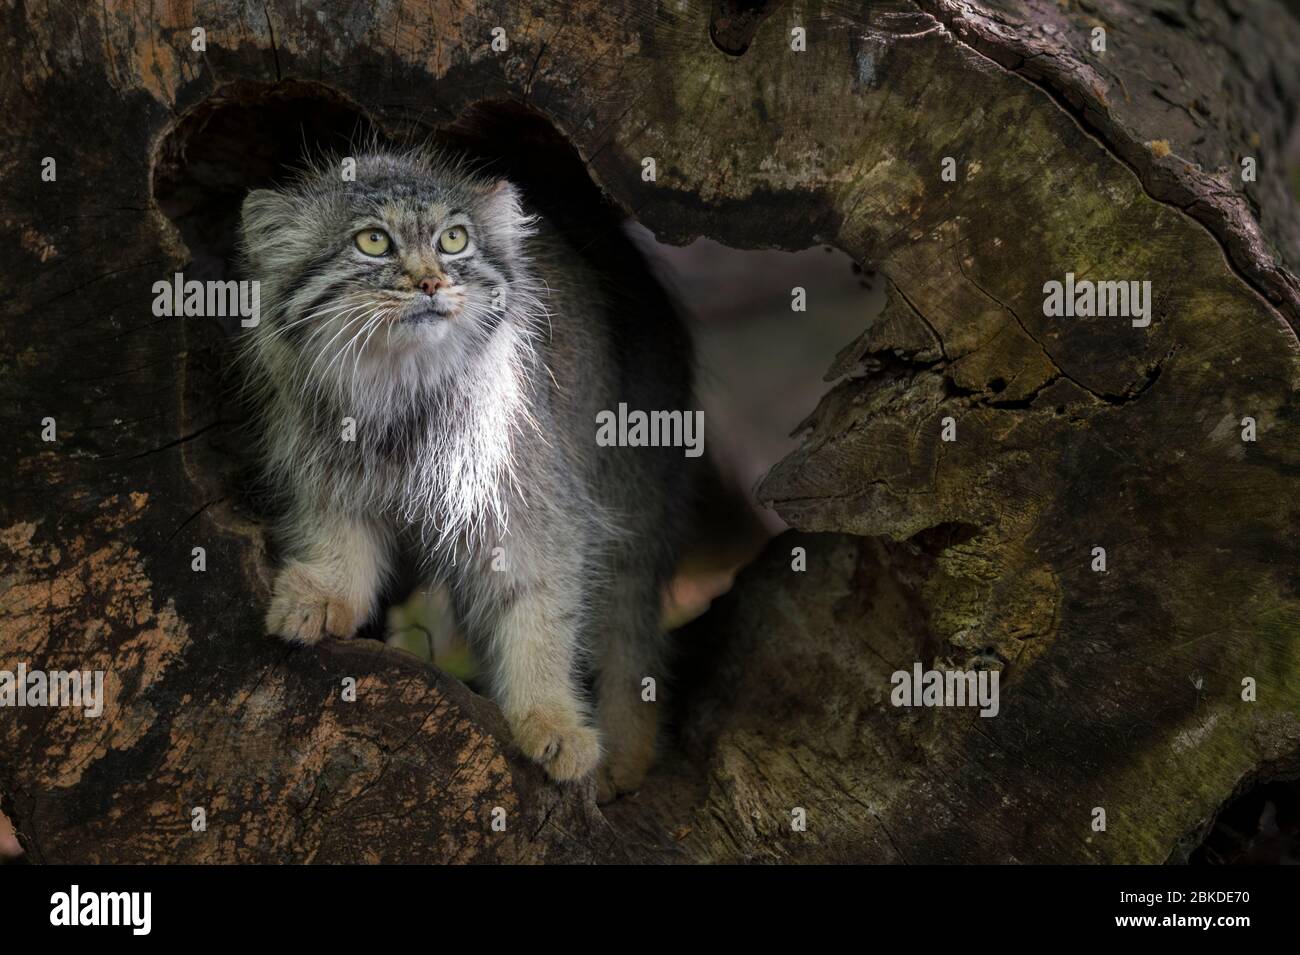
[310,324,538,549]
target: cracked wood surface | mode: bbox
[2,0,1299,863]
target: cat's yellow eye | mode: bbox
[438,226,469,255]
[355,229,391,256]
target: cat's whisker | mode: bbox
[332,303,397,388]
[306,310,375,387]
[323,313,380,383]
[348,308,392,383]
[266,298,371,341]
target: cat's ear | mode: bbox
[238,189,295,256]
[484,179,517,198]
[478,179,537,254]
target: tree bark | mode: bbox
[3,0,1299,863]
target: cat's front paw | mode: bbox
[265,563,364,645]
[595,747,654,804]
[509,705,602,782]
[595,697,659,803]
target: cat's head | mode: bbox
[238,147,540,396]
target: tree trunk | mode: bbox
[3,0,1299,863]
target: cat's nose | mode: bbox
[417,277,443,296]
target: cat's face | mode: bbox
[239,150,537,394]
